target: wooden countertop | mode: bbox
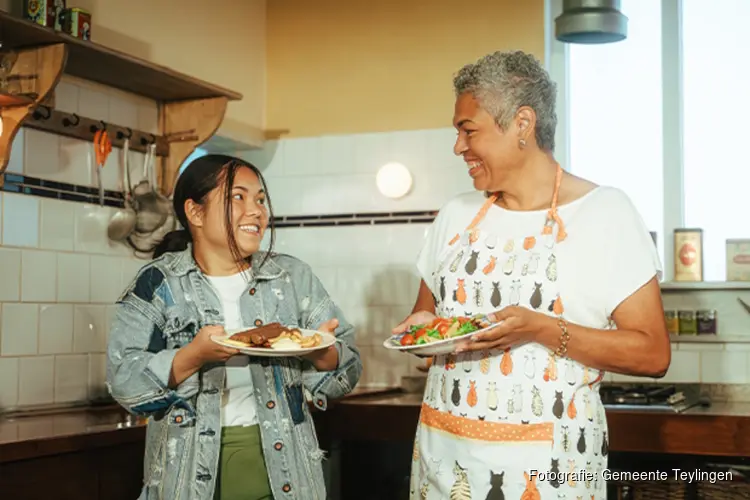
[317,390,750,457]
[3,389,750,462]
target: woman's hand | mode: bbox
[303,318,340,370]
[185,325,239,365]
[392,311,438,335]
[455,306,553,353]
[169,325,238,388]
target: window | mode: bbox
[681,0,750,281]
[566,0,664,265]
[179,147,209,176]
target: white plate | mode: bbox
[382,323,497,357]
[211,327,336,357]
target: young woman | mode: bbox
[107,154,362,500]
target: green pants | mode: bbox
[214,425,273,500]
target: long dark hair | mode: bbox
[153,154,276,271]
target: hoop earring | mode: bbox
[519,138,526,149]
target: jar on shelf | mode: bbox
[696,310,717,335]
[678,310,697,335]
[664,310,679,334]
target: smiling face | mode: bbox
[452,92,532,192]
[186,165,269,267]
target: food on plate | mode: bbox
[397,315,489,346]
[225,322,324,350]
[269,330,323,350]
[228,322,286,348]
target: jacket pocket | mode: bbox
[284,382,306,425]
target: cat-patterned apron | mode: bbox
[410,166,609,500]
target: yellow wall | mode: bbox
[7,0,266,134]
[266,0,545,137]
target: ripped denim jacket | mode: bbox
[106,246,362,500]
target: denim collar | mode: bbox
[167,244,285,281]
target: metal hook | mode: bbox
[62,113,80,127]
[89,120,106,134]
[140,133,156,146]
[117,127,133,140]
[32,105,51,121]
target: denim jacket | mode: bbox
[106,246,362,500]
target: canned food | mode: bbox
[696,310,717,335]
[678,310,697,335]
[24,0,66,30]
[61,7,91,40]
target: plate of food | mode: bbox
[211,322,336,357]
[383,315,496,356]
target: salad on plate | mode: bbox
[393,315,490,347]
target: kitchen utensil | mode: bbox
[130,143,170,234]
[737,297,750,315]
[93,129,112,205]
[210,328,336,358]
[107,138,137,241]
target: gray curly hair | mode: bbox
[453,50,557,152]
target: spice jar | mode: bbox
[696,310,717,335]
[678,310,697,335]
[664,310,679,335]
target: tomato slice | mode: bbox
[400,334,415,346]
[437,323,451,335]
[415,328,428,339]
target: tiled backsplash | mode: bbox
[2,79,749,413]
[0,75,153,413]
[246,133,750,388]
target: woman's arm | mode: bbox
[107,268,236,416]
[288,258,362,408]
[533,277,670,377]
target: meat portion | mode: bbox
[229,322,287,348]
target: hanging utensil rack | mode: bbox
[25,104,176,156]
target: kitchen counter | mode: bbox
[3,388,750,463]
[316,389,750,457]
[0,404,145,463]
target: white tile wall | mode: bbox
[0,76,154,412]
[246,132,750,388]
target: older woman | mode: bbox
[393,50,670,500]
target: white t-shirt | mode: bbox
[416,186,663,328]
[206,271,258,427]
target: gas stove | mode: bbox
[600,384,709,413]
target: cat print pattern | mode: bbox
[410,198,608,499]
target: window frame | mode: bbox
[545,0,685,281]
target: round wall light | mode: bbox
[376,162,412,199]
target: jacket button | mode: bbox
[249,288,256,295]
[317,399,324,407]
[266,400,275,409]
[282,484,291,493]
[274,441,283,450]
[255,319,263,326]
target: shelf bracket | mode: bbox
[0,43,67,176]
[159,96,228,197]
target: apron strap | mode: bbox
[448,193,499,246]
[542,164,568,242]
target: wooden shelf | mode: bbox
[669,334,750,344]
[660,281,750,291]
[0,91,35,107]
[0,10,242,102]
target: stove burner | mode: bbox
[600,385,677,406]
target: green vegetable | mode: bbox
[454,321,480,336]
[416,336,428,345]
[427,328,441,339]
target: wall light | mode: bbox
[376,162,412,199]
